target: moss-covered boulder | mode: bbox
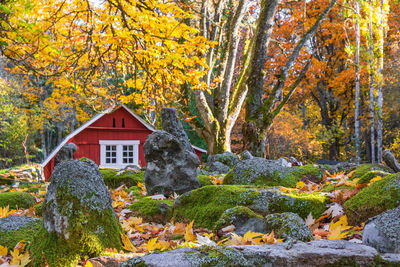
[264,212,313,242]
[214,206,265,235]
[173,185,259,229]
[250,189,327,219]
[31,159,122,267]
[33,202,43,216]
[0,216,41,248]
[128,198,173,223]
[0,192,36,209]
[223,158,294,186]
[344,172,400,225]
[0,175,14,185]
[350,164,393,180]
[100,168,144,188]
[173,185,327,229]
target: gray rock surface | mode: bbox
[161,108,194,153]
[207,161,231,174]
[215,206,266,236]
[0,216,40,232]
[207,152,239,168]
[121,240,381,267]
[144,131,200,195]
[43,159,118,239]
[224,157,290,185]
[363,205,400,253]
[241,150,254,160]
[264,212,313,242]
[54,142,77,166]
[383,149,400,172]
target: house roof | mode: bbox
[41,104,207,167]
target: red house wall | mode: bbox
[43,107,205,181]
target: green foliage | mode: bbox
[0,192,35,209]
[128,198,173,223]
[33,202,43,216]
[100,168,144,188]
[173,185,259,229]
[0,219,41,249]
[358,170,389,184]
[344,172,400,225]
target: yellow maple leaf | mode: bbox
[184,221,197,242]
[137,182,147,195]
[10,249,30,266]
[296,181,305,189]
[368,176,382,185]
[327,215,352,240]
[84,261,93,267]
[0,206,9,218]
[0,245,7,256]
[262,230,276,244]
[243,231,263,245]
[146,238,159,252]
[120,233,137,252]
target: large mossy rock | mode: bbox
[249,189,327,219]
[144,131,200,195]
[362,205,400,253]
[223,158,292,186]
[264,212,313,242]
[173,185,259,229]
[350,164,393,180]
[224,161,327,187]
[30,159,122,267]
[100,168,144,188]
[0,191,35,209]
[203,152,239,175]
[173,185,327,229]
[344,172,400,226]
[0,216,41,248]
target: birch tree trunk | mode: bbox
[354,1,361,164]
[376,0,385,163]
[368,0,375,163]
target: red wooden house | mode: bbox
[41,105,207,181]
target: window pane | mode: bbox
[112,158,116,163]
[106,158,110,163]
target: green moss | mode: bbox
[128,198,173,223]
[33,202,43,216]
[222,170,234,185]
[279,192,327,218]
[214,206,262,230]
[0,192,35,209]
[358,170,389,184]
[100,168,144,188]
[198,175,213,187]
[322,184,354,192]
[127,186,142,198]
[30,188,122,266]
[0,175,13,185]
[250,191,327,219]
[0,219,41,249]
[344,172,400,225]
[173,185,259,229]
[350,164,392,180]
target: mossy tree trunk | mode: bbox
[243,0,337,158]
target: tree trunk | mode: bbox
[354,0,361,164]
[376,0,385,163]
[368,1,375,163]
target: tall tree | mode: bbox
[354,0,361,164]
[368,0,376,163]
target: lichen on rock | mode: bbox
[0,216,41,248]
[264,212,313,242]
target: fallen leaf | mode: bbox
[327,215,352,240]
[146,238,159,252]
[262,230,276,244]
[221,225,235,233]
[121,233,137,252]
[84,261,93,267]
[0,245,7,256]
[322,203,344,219]
[184,221,197,242]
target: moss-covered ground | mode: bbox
[350,164,392,180]
[128,198,173,223]
[0,192,36,209]
[0,219,42,249]
[344,172,400,225]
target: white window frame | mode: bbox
[99,140,140,168]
